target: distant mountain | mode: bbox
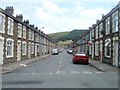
[48,29,89,42]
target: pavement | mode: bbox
[89,59,118,72]
[1,54,51,74]
[0,54,118,74]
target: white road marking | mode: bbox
[56,71,66,74]
[83,71,92,74]
[59,60,62,64]
[70,71,79,74]
[32,73,35,75]
[49,73,53,75]
[58,65,61,68]
[21,73,28,75]
[95,71,103,74]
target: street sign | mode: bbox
[88,41,92,46]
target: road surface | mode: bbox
[2,50,118,88]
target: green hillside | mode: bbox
[48,31,69,41]
[48,29,89,43]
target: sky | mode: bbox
[0,0,119,34]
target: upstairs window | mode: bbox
[29,29,31,40]
[8,18,13,35]
[32,31,34,41]
[18,23,22,38]
[99,23,103,38]
[95,26,98,39]
[106,18,110,35]
[23,26,26,39]
[113,14,118,32]
[0,13,5,33]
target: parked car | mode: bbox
[52,49,59,55]
[67,49,73,54]
[72,53,89,64]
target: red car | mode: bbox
[72,53,89,64]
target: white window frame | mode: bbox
[29,29,31,40]
[6,38,14,58]
[23,26,26,39]
[90,31,92,41]
[18,23,22,38]
[95,42,99,56]
[31,43,34,54]
[0,13,5,33]
[106,17,110,35]
[7,17,13,35]
[22,41,27,55]
[95,26,98,39]
[99,23,103,38]
[113,13,118,32]
[37,44,40,53]
[32,31,34,41]
[91,29,94,41]
[37,34,39,42]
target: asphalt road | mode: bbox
[2,50,118,88]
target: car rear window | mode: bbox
[76,54,86,56]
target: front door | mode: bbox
[17,42,21,61]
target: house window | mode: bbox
[95,42,98,56]
[99,23,103,38]
[18,23,22,38]
[31,43,34,54]
[95,27,98,39]
[113,14,118,32]
[105,40,111,58]
[32,31,34,41]
[22,41,26,55]
[90,31,92,41]
[8,18,13,35]
[106,18,110,35]
[6,39,14,58]
[29,30,31,40]
[23,26,26,39]
[91,29,94,40]
[37,34,39,42]
[0,13,5,33]
[37,45,40,53]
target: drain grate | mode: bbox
[2,80,44,84]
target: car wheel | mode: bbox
[72,60,75,64]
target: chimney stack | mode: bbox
[30,24,34,28]
[16,14,23,21]
[24,20,29,25]
[5,6,14,15]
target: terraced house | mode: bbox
[0,6,57,65]
[76,2,120,67]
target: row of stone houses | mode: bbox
[73,2,120,67]
[0,6,57,65]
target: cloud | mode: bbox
[0,0,117,34]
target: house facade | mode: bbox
[76,2,120,67]
[0,6,57,65]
